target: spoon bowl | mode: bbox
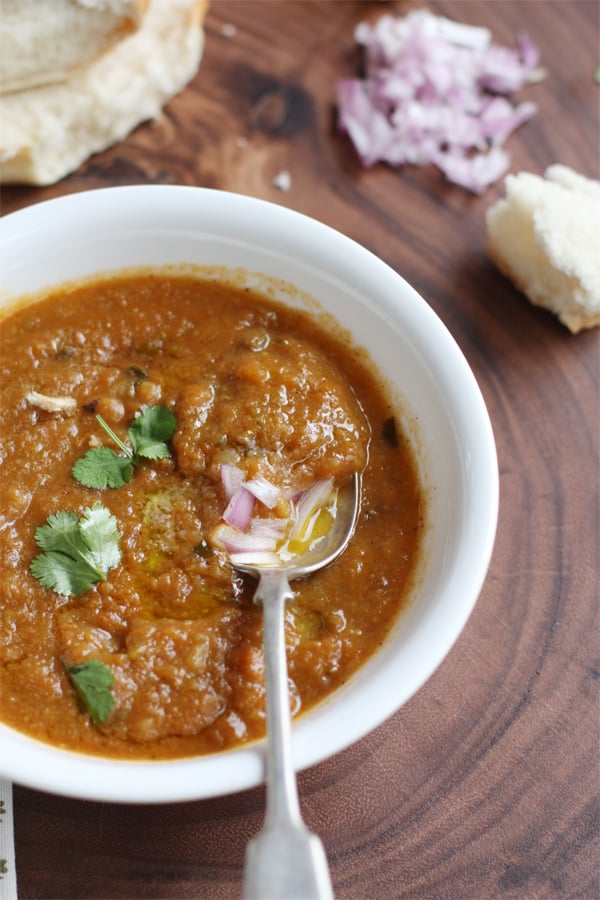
[240,473,361,900]
[233,473,361,580]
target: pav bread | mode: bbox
[486,165,600,333]
[0,0,208,186]
[0,0,147,94]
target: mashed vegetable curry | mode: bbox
[0,273,423,759]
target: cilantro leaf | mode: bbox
[78,504,123,574]
[128,405,177,459]
[65,660,115,724]
[33,509,84,552]
[30,503,122,597]
[72,405,176,489]
[31,549,102,597]
[95,415,132,457]
[72,446,134,489]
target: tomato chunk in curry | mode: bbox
[0,274,424,759]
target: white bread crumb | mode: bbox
[273,170,292,191]
[485,165,600,333]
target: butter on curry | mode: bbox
[0,273,424,759]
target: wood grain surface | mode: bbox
[2,1,599,898]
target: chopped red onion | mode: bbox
[338,9,541,193]
[211,522,279,554]
[223,486,255,531]
[288,478,335,543]
[229,550,282,568]
[244,476,281,509]
[432,145,510,196]
[250,517,288,538]
[221,463,246,500]
[517,32,540,71]
[211,467,340,565]
[478,97,537,145]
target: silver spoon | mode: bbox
[239,472,361,900]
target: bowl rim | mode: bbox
[0,186,499,803]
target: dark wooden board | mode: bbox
[3,2,599,897]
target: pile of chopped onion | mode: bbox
[210,464,339,567]
[337,9,542,194]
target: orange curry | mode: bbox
[0,273,424,759]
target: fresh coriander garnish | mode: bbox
[128,405,177,460]
[72,405,176,489]
[65,660,115,724]
[30,503,122,597]
[72,445,134,489]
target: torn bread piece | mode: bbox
[0,0,208,186]
[0,0,147,94]
[486,165,600,333]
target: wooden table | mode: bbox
[2,2,598,897]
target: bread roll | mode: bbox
[0,0,208,186]
[486,165,600,333]
[0,0,147,94]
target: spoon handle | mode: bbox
[243,571,334,900]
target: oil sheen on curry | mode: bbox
[0,273,424,760]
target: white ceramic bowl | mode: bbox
[0,187,498,803]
